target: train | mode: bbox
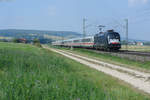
[52,30,121,51]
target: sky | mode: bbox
[0,0,150,40]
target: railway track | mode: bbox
[89,49,150,57]
[119,50,150,57]
[85,49,150,62]
[72,47,150,57]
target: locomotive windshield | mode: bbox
[108,33,120,39]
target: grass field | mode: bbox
[121,45,150,52]
[0,42,150,100]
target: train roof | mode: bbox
[63,36,94,41]
[52,36,94,43]
[95,31,119,36]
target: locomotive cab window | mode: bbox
[108,33,120,39]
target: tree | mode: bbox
[33,39,40,44]
[13,38,20,43]
[33,39,42,47]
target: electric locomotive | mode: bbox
[94,30,121,50]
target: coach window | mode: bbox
[74,40,79,43]
[82,38,91,42]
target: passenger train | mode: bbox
[52,30,121,51]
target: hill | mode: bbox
[0,29,82,41]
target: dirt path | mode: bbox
[44,46,150,94]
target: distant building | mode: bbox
[19,38,27,43]
[128,42,136,45]
[137,42,144,46]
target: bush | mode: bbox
[33,39,42,47]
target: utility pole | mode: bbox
[83,18,86,38]
[61,33,64,46]
[125,19,128,51]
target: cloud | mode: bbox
[128,0,148,6]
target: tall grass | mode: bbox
[0,42,149,100]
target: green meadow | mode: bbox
[0,42,149,100]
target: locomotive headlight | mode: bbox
[109,39,119,44]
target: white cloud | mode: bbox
[128,0,148,6]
